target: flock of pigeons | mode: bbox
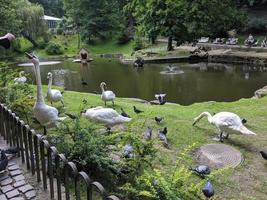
[5,53,265,198]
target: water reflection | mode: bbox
[16,59,267,105]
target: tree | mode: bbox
[129,0,187,51]
[29,0,64,17]
[0,0,21,35]
[17,0,48,47]
[64,0,119,42]
[183,0,247,39]
[130,0,246,51]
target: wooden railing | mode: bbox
[0,103,120,200]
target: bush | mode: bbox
[117,31,132,45]
[133,38,144,51]
[45,42,63,55]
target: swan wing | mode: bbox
[34,105,59,126]
[51,89,63,98]
[213,112,242,127]
[102,91,115,100]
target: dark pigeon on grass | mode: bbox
[202,180,214,198]
[143,127,153,141]
[155,116,164,124]
[260,151,267,160]
[155,94,166,105]
[133,106,143,114]
[121,108,131,118]
[190,165,211,176]
[158,127,168,147]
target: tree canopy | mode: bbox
[130,0,247,50]
[29,0,64,17]
[64,0,120,41]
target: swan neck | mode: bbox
[48,77,52,90]
[101,85,105,92]
[35,62,45,104]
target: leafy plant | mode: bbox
[45,42,63,55]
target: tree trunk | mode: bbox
[22,33,38,47]
[78,32,80,49]
[167,36,173,51]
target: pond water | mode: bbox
[17,58,267,105]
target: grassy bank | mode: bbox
[32,84,267,200]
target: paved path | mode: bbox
[0,137,49,200]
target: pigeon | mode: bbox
[202,180,214,198]
[158,127,168,146]
[260,151,267,160]
[133,106,143,114]
[123,144,134,158]
[155,94,166,105]
[121,108,131,118]
[0,151,8,172]
[155,117,163,124]
[190,165,211,176]
[143,127,153,140]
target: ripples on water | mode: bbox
[16,59,267,105]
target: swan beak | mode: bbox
[80,110,86,114]
[25,52,33,59]
[192,119,197,126]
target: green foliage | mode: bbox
[29,0,64,17]
[64,0,120,41]
[0,0,21,35]
[17,0,48,46]
[133,37,145,51]
[0,62,34,123]
[119,144,227,200]
[45,42,63,55]
[129,0,247,49]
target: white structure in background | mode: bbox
[43,15,61,32]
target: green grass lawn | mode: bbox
[33,84,267,200]
[16,34,134,58]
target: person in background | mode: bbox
[0,33,15,49]
[245,33,257,46]
[261,37,267,47]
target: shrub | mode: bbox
[45,42,63,55]
[117,31,132,45]
[133,37,144,51]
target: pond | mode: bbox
[17,58,267,105]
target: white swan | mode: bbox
[81,106,131,128]
[26,53,64,134]
[100,82,115,106]
[46,72,64,106]
[192,111,256,141]
[14,71,27,84]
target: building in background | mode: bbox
[43,15,61,32]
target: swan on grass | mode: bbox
[14,71,27,84]
[46,72,64,106]
[26,52,65,135]
[100,82,115,106]
[192,111,256,142]
[81,106,131,129]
